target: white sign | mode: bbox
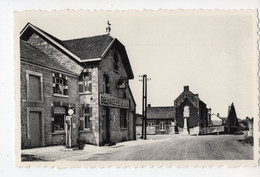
[100,94,129,109]
[68,109,74,115]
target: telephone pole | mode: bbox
[139,74,151,140]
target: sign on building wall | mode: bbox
[100,94,129,109]
[183,105,190,117]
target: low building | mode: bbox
[174,86,210,135]
[146,105,175,135]
[135,114,143,136]
[211,113,223,126]
[20,23,136,148]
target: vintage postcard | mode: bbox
[14,10,259,167]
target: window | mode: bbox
[54,114,65,131]
[53,73,68,96]
[159,122,166,131]
[79,71,92,93]
[26,70,43,102]
[103,74,110,94]
[113,52,119,72]
[83,106,92,130]
[53,106,66,132]
[120,109,127,128]
[148,122,154,127]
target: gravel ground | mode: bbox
[21,134,253,161]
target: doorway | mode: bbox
[29,111,41,147]
[102,107,110,144]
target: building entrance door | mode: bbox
[102,107,110,144]
[29,112,41,147]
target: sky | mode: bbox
[15,10,258,119]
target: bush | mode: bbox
[234,130,244,135]
[244,136,254,146]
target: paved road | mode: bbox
[22,134,253,161]
[83,135,253,160]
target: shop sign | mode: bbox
[100,94,129,109]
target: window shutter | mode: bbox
[64,79,68,86]
[51,106,54,132]
[63,89,68,95]
[89,72,92,80]
[89,83,92,92]
[90,107,92,116]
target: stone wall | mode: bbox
[79,65,100,145]
[21,62,79,148]
[175,98,199,129]
[98,46,135,144]
[27,33,83,74]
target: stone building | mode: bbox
[146,105,175,135]
[174,86,210,135]
[20,23,136,148]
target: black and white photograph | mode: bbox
[14,10,258,166]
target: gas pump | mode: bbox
[65,109,78,148]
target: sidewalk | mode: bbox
[21,135,172,161]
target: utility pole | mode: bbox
[139,74,151,140]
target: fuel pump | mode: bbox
[65,109,78,148]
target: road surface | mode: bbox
[22,134,253,161]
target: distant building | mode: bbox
[135,114,143,136]
[211,113,223,126]
[20,23,136,148]
[146,105,175,135]
[174,86,210,135]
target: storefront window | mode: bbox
[53,106,66,132]
[54,114,65,131]
[120,109,127,128]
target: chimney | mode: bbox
[184,86,189,91]
[217,113,220,117]
[194,94,199,98]
[148,104,151,107]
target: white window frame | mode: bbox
[79,71,92,94]
[26,70,43,102]
[159,122,166,131]
[53,77,64,95]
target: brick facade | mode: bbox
[21,61,79,148]
[174,86,209,135]
[20,23,136,148]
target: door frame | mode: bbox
[27,107,45,147]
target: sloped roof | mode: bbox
[20,40,78,76]
[62,35,114,59]
[147,106,175,119]
[20,23,134,79]
[211,114,223,121]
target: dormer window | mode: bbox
[103,74,110,94]
[113,52,119,72]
